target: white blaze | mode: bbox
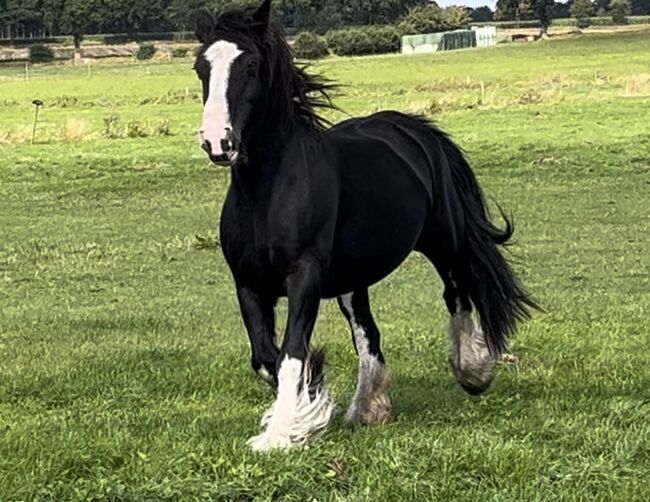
[200,40,243,155]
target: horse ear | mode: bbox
[252,0,272,29]
[195,10,215,43]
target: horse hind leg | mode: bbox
[447,299,497,395]
[416,229,497,395]
[338,290,392,425]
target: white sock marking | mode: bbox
[249,355,335,451]
[341,293,390,423]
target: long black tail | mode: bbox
[439,133,539,356]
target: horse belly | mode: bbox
[323,163,430,297]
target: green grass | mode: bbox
[1,30,649,500]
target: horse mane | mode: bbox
[213,6,337,130]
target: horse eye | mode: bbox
[247,61,258,75]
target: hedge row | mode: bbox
[0,28,308,48]
[0,31,196,47]
[294,25,403,59]
[472,15,650,28]
[28,43,54,63]
[553,15,650,26]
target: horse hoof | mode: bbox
[345,399,392,425]
[345,375,392,425]
[448,313,498,395]
[450,349,497,395]
[248,432,297,452]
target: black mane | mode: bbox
[214,6,337,130]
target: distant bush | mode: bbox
[171,47,190,58]
[126,119,149,138]
[102,113,174,139]
[293,32,329,59]
[325,26,401,56]
[29,43,54,63]
[136,44,156,60]
[365,25,401,54]
[153,119,172,136]
[102,114,121,139]
[326,28,374,56]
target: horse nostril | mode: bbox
[201,139,212,154]
[220,138,231,152]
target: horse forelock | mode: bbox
[209,6,337,131]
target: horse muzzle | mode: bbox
[200,128,240,166]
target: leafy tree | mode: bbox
[354,0,425,24]
[43,0,99,48]
[593,0,610,12]
[552,0,571,17]
[289,0,343,30]
[1,0,44,39]
[469,6,494,22]
[443,6,472,29]
[123,0,168,33]
[495,0,555,34]
[167,0,207,31]
[495,0,534,21]
[399,4,470,34]
[631,0,650,14]
[533,0,555,35]
[571,0,594,27]
[610,0,631,22]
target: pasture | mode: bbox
[1,30,649,500]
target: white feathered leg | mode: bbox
[448,310,497,394]
[248,353,335,451]
[340,293,392,425]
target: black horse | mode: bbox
[193,0,537,450]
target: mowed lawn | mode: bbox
[1,30,649,500]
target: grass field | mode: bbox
[1,30,649,500]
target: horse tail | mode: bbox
[437,131,538,356]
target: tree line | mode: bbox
[0,1,424,41]
[496,0,649,23]
[2,0,649,44]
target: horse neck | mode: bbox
[232,114,316,195]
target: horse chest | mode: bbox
[220,195,325,286]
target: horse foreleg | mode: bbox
[248,261,335,451]
[236,285,280,387]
